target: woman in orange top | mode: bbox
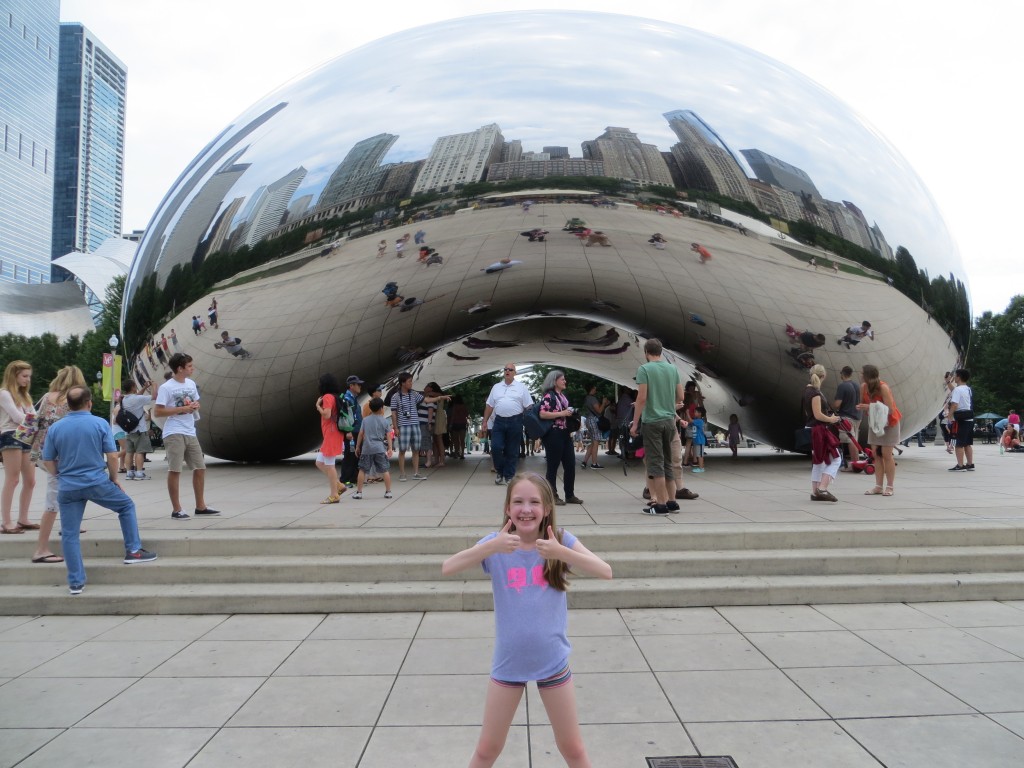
[856,364,901,496]
[315,373,345,504]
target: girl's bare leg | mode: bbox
[16,452,36,525]
[538,680,591,767]
[2,449,22,529]
[468,681,524,768]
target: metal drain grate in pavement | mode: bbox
[647,758,739,768]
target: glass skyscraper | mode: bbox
[0,0,60,284]
[52,22,127,271]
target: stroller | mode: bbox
[837,418,875,474]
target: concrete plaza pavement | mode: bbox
[3,442,1024,766]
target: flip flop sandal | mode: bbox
[1,526,25,534]
[883,487,895,496]
[16,522,41,530]
[864,486,884,495]
[320,496,340,504]
[31,554,64,563]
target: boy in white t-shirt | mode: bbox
[154,353,220,520]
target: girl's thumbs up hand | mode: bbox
[495,518,521,552]
[536,525,563,559]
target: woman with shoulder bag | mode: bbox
[1,361,39,534]
[857,364,901,496]
[802,364,843,502]
[539,370,583,505]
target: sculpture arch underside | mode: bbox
[135,204,956,462]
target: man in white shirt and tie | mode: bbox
[481,363,533,485]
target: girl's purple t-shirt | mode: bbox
[479,529,578,681]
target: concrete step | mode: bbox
[1,521,1021,559]
[5,546,1024,586]
[4,572,1024,615]
[4,523,1024,614]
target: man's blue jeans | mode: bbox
[490,414,524,481]
[58,481,142,587]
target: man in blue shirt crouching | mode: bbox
[42,385,157,595]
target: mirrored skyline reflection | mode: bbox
[126,10,963,310]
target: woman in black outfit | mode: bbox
[539,370,583,506]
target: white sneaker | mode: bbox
[384,491,393,499]
[412,473,427,480]
[126,471,136,480]
[399,475,408,482]
[134,472,150,480]
[351,491,363,499]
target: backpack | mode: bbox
[524,392,557,441]
[335,393,355,432]
[115,405,141,433]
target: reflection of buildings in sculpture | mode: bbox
[411,123,504,194]
[285,194,314,224]
[203,197,245,256]
[747,179,805,222]
[128,101,288,301]
[152,153,249,279]
[740,149,821,201]
[486,158,605,182]
[822,200,873,252]
[238,166,307,248]
[276,160,423,237]
[664,110,754,203]
[52,23,127,276]
[317,133,398,209]
[500,140,522,163]
[870,222,894,261]
[0,1,58,285]
[544,146,570,159]
[581,127,672,187]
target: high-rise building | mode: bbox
[543,146,569,159]
[740,149,821,200]
[664,110,754,203]
[51,23,127,274]
[411,124,504,195]
[0,1,60,284]
[317,133,397,209]
[581,127,672,186]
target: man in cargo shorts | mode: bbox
[154,353,220,520]
[630,338,686,515]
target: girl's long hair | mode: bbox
[862,364,881,399]
[502,472,569,591]
[2,360,32,408]
[49,366,86,397]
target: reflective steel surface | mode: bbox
[123,11,968,461]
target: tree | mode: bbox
[969,295,1024,414]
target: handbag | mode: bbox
[566,413,582,433]
[523,402,553,440]
[12,412,38,447]
[793,426,812,452]
[432,405,448,435]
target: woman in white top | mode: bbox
[1,360,38,534]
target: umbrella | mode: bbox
[976,412,1002,420]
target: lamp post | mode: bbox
[108,334,119,429]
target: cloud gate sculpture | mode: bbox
[123,12,969,462]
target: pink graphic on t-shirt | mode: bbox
[506,567,527,592]
[505,565,549,592]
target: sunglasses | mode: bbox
[504,368,516,372]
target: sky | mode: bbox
[60,0,1023,317]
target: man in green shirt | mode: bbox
[631,339,685,514]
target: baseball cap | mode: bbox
[346,375,364,385]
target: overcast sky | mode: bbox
[60,0,1023,317]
